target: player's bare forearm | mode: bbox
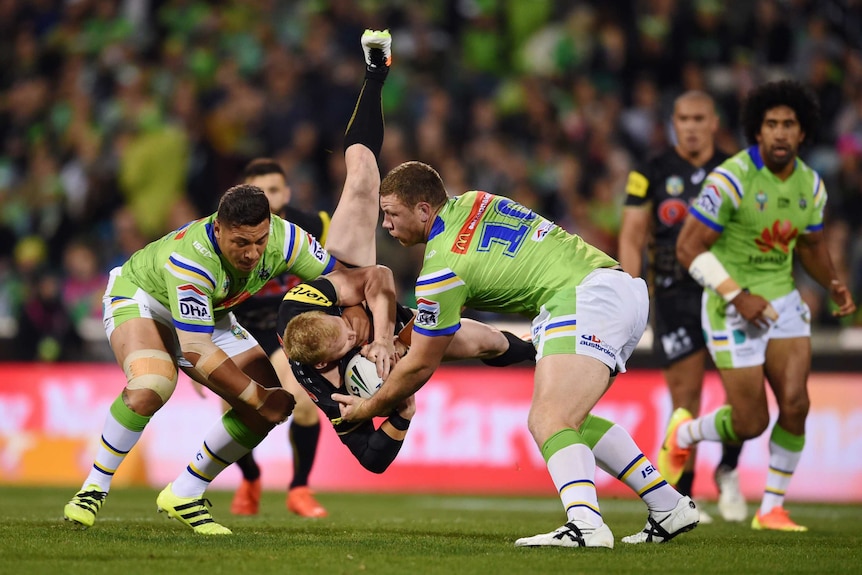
[676,215,720,268]
[618,207,649,277]
[795,231,838,290]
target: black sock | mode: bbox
[288,420,321,489]
[343,76,385,159]
[236,451,261,481]
[719,443,743,469]
[676,470,694,497]
[481,331,536,367]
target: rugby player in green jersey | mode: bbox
[63,30,399,535]
[333,162,701,548]
[664,80,856,532]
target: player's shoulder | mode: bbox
[282,277,337,306]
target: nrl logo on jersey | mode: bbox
[755,191,767,211]
[307,234,327,263]
[531,220,555,242]
[415,297,440,328]
[665,176,684,196]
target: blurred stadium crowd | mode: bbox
[1,0,861,361]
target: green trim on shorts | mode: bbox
[222,409,266,450]
[577,414,614,449]
[714,405,739,443]
[770,424,805,452]
[541,428,585,463]
[110,395,151,432]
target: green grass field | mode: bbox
[1,487,859,575]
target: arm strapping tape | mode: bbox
[688,251,742,303]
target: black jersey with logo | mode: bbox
[624,148,729,291]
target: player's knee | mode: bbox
[291,394,319,425]
[778,393,810,423]
[732,409,770,440]
[123,349,178,408]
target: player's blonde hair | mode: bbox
[283,311,342,365]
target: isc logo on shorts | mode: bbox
[415,298,440,328]
[177,284,212,322]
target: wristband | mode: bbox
[387,411,411,431]
[688,251,742,303]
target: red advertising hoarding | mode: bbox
[0,363,859,502]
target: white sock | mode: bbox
[171,418,252,498]
[677,409,723,449]
[546,442,603,527]
[83,410,145,492]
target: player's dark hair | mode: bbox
[242,158,286,181]
[379,161,448,209]
[217,184,271,227]
[741,80,820,147]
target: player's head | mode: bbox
[742,79,820,172]
[379,161,447,246]
[672,91,718,161]
[242,158,290,214]
[283,311,358,366]
[214,184,272,272]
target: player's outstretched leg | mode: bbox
[621,496,699,544]
[64,485,108,527]
[157,483,232,535]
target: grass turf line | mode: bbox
[1,487,859,575]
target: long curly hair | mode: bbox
[741,79,821,147]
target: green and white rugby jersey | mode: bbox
[690,146,826,302]
[116,213,335,335]
[412,191,618,336]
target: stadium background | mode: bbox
[0,1,860,501]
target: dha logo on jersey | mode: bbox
[754,220,798,254]
[307,234,327,264]
[177,284,212,322]
[415,297,440,328]
[695,185,722,218]
[579,334,615,359]
[665,176,684,197]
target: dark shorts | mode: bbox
[652,287,706,367]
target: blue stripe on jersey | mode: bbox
[689,207,724,232]
[172,319,215,333]
[168,255,216,289]
[416,270,458,286]
[747,146,764,170]
[413,323,461,337]
[322,257,336,274]
[805,222,824,233]
[206,223,221,255]
[428,215,446,241]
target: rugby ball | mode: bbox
[344,353,384,399]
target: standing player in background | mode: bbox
[666,80,856,532]
[228,158,331,518]
[618,91,746,523]
[335,161,701,548]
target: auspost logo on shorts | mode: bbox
[579,334,615,358]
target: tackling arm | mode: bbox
[334,331,453,422]
[177,330,293,424]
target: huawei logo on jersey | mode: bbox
[754,220,798,253]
